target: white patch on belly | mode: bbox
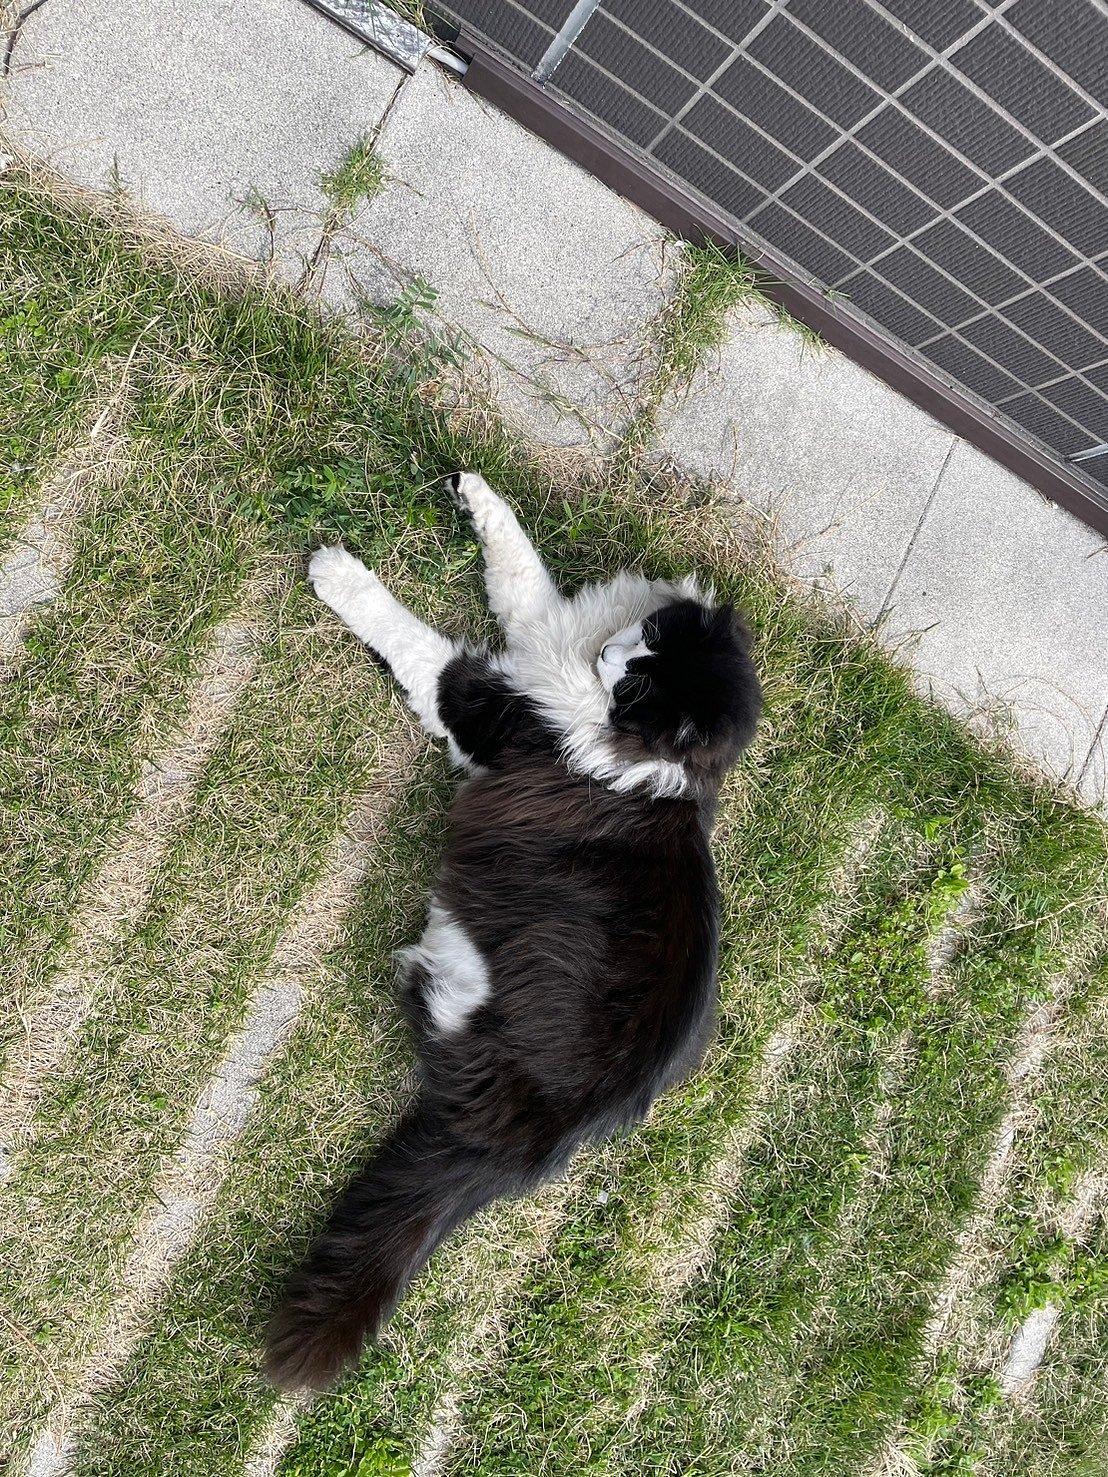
[402,902,491,1036]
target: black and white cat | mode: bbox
[265,472,762,1390]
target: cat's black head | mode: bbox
[599,598,761,788]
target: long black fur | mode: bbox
[265,590,761,1390]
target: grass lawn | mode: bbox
[1,168,1107,1477]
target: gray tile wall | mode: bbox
[436,0,1108,496]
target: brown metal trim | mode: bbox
[454,36,1108,538]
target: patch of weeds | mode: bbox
[652,242,758,397]
[617,243,756,468]
[997,1230,1108,1325]
[907,1361,1002,1476]
[996,1235,1071,1323]
[771,297,826,352]
[319,137,386,217]
[621,242,824,472]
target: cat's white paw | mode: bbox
[308,545,379,609]
[448,472,501,536]
[447,471,483,510]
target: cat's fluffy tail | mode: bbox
[264,1100,507,1391]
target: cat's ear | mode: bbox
[714,601,754,652]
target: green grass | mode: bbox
[0,574,405,1451]
[0,447,264,1041]
[650,244,760,398]
[1,167,1106,1477]
[898,953,1108,1477]
[319,139,387,217]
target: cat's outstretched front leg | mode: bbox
[450,473,563,643]
[309,547,460,740]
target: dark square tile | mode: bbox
[1058,121,1108,199]
[955,191,1078,279]
[749,14,880,128]
[900,68,1033,175]
[519,0,576,25]
[960,313,1059,383]
[781,175,894,261]
[1051,266,1108,339]
[653,131,766,220]
[1004,157,1108,257]
[953,23,1094,141]
[788,0,928,89]
[575,13,697,116]
[838,270,942,342]
[874,245,980,326]
[857,108,979,207]
[747,200,857,283]
[1002,390,1096,453]
[1040,375,1108,435]
[680,98,796,191]
[913,217,1025,303]
[683,0,768,45]
[1003,291,1107,372]
[878,0,981,50]
[1006,0,1108,110]
[550,53,667,148]
[816,141,937,238]
[439,0,554,67]
[920,333,1024,402]
[713,55,836,160]
[601,0,732,80]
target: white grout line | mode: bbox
[407,1017,800,1477]
[401,1172,579,1477]
[867,973,1090,1475]
[0,440,127,674]
[1000,1304,1062,1394]
[532,0,603,85]
[0,607,266,1185]
[18,791,392,1477]
[1000,1171,1105,1396]
[242,1395,313,1477]
[920,990,1067,1359]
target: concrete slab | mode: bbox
[881,440,1108,804]
[655,300,956,621]
[1,0,402,269]
[322,63,677,450]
